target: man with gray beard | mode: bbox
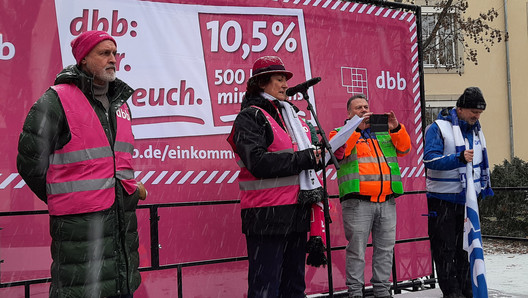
[17,30,147,298]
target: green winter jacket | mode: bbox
[17,65,141,297]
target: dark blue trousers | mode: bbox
[428,197,472,298]
[246,232,307,298]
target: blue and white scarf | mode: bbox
[449,108,493,197]
[449,108,493,297]
[463,148,488,298]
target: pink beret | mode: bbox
[70,30,116,65]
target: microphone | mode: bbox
[286,77,321,97]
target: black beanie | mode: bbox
[456,87,486,110]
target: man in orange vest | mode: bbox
[330,94,411,298]
[17,30,146,298]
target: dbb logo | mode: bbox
[376,71,406,90]
[116,107,131,121]
[0,34,15,60]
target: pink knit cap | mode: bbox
[71,30,116,64]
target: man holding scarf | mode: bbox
[424,87,494,298]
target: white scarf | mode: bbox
[262,93,323,203]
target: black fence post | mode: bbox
[392,249,400,294]
[178,264,183,298]
[25,283,30,298]
[150,206,160,269]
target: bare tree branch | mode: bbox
[341,0,507,70]
[422,0,454,49]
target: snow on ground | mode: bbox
[485,253,528,297]
[309,239,528,297]
[397,253,528,297]
[397,239,528,298]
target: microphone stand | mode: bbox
[301,89,339,298]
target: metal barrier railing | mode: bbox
[1,187,526,297]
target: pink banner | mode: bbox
[0,0,429,296]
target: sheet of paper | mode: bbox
[325,115,363,165]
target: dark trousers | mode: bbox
[246,232,307,298]
[427,197,472,298]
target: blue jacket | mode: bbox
[424,108,478,204]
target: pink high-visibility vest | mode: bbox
[46,84,137,216]
[114,99,138,195]
[232,106,311,209]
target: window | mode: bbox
[421,7,459,69]
[424,100,456,127]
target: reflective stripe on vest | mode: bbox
[236,148,298,191]
[235,106,309,209]
[337,131,403,202]
[426,120,483,194]
[49,146,114,165]
[46,84,136,215]
[47,178,116,194]
[240,175,300,191]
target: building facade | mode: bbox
[416,0,527,168]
